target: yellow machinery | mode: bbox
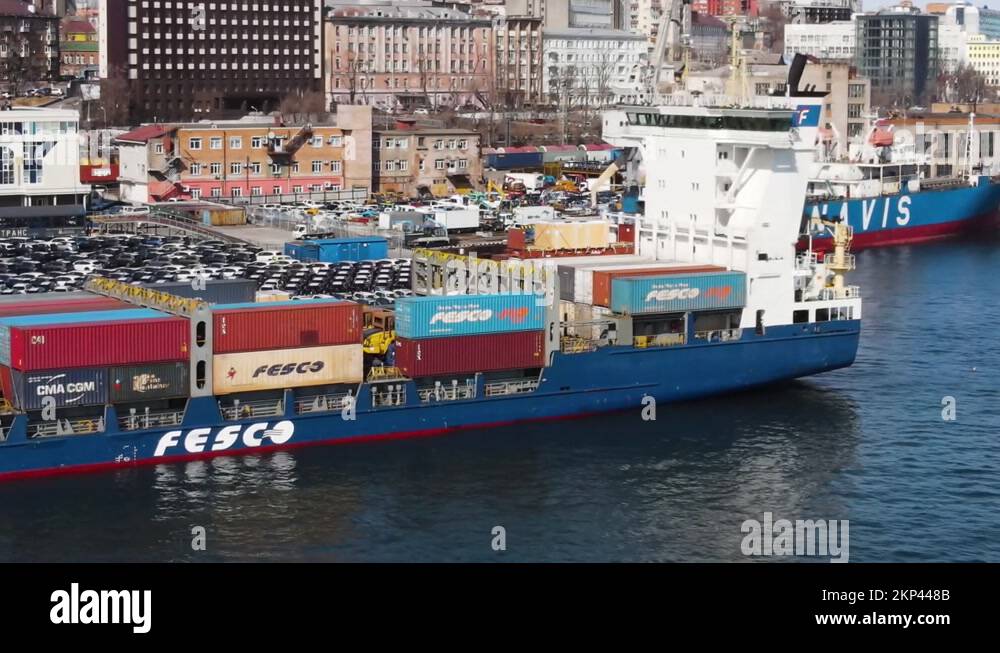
[363,328,396,356]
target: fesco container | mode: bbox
[610,272,747,315]
[591,264,725,308]
[109,362,189,403]
[394,330,546,378]
[212,344,363,395]
[140,279,257,305]
[395,294,547,339]
[0,295,129,319]
[0,310,189,371]
[6,367,108,411]
[212,299,362,354]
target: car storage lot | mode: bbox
[0,234,412,306]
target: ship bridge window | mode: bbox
[625,112,790,132]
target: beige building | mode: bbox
[496,13,544,106]
[325,1,494,111]
[800,60,871,156]
[372,126,481,196]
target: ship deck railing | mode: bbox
[29,417,106,439]
[296,392,355,415]
[693,328,743,343]
[417,381,477,404]
[633,333,686,348]
[561,336,597,354]
[483,379,540,397]
[816,286,862,301]
[118,409,184,431]
[220,399,284,421]
[796,252,819,269]
[372,383,407,407]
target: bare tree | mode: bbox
[416,57,432,109]
[759,2,787,55]
[594,51,617,108]
[90,67,131,127]
[935,64,990,107]
[279,90,330,123]
[1,33,44,96]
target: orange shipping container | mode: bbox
[592,265,725,308]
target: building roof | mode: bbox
[61,17,95,33]
[542,27,647,41]
[115,124,174,144]
[375,128,479,136]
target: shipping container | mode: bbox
[532,221,610,251]
[6,367,108,411]
[610,272,747,315]
[213,344,363,395]
[109,362,189,403]
[140,279,257,305]
[284,237,388,263]
[394,330,546,378]
[202,207,247,226]
[0,310,189,371]
[0,295,129,319]
[255,290,293,302]
[395,294,546,339]
[591,264,725,308]
[212,299,362,354]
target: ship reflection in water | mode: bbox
[1,239,999,562]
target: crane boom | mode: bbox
[648,0,693,98]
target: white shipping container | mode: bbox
[213,344,362,395]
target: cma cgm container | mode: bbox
[213,344,363,395]
[212,299,362,354]
[0,295,129,319]
[394,330,546,378]
[0,309,189,371]
[1,366,108,411]
[396,294,546,339]
[109,362,189,403]
[591,264,725,308]
[140,279,257,305]
[284,237,388,263]
[611,272,747,315]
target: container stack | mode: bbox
[610,271,748,315]
[211,298,364,395]
[393,294,548,378]
[0,309,191,412]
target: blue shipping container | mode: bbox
[610,272,747,315]
[396,294,547,339]
[285,237,388,263]
[11,367,108,411]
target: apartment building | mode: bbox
[116,105,373,204]
[800,59,870,155]
[542,27,648,106]
[324,1,494,111]
[784,20,855,61]
[0,0,60,89]
[59,14,96,76]
[98,0,323,122]
[372,126,481,196]
[495,12,543,105]
[627,0,661,47]
[855,5,939,102]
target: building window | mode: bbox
[191,188,202,199]
[210,187,222,197]
[385,160,396,171]
[230,162,242,175]
[311,136,323,147]
[292,163,300,173]
[311,160,322,173]
[210,137,223,150]
[229,136,242,149]
[252,136,265,148]
[328,135,343,146]
[210,162,222,176]
[293,185,303,193]
[251,186,263,196]
[435,159,446,170]
[189,137,202,150]
[271,163,281,175]
[331,160,342,173]
[231,187,242,197]
[249,162,261,174]
[154,143,164,154]
[399,160,408,171]
[272,186,282,195]
[0,146,14,185]
[190,163,202,175]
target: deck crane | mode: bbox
[648,0,693,101]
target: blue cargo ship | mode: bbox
[0,82,864,481]
[803,174,1000,252]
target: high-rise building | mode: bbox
[0,0,60,89]
[98,0,324,122]
[855,5,939,102]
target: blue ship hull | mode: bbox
[803,176,1000,251]
[0,321,860,481]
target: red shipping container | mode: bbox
[592,265,725,308]
[213,302,362,354]
[0,365,13,404]
[394,330,546,378]
[0,296,130,319]
[6,318,189,371]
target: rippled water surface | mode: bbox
[1,239,999,562]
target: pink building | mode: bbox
[325,1,495,111]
